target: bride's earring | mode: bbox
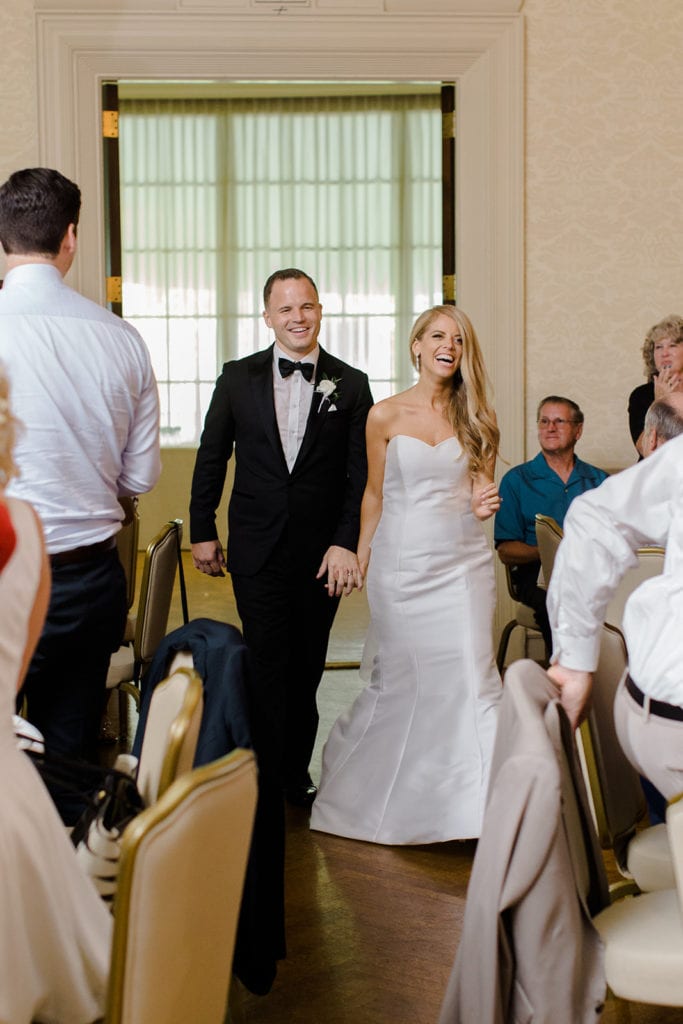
[415,352,421,372]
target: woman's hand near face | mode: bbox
[654,366,683,398]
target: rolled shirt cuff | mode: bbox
[551,632,601,674]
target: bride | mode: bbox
[311,306,503,845]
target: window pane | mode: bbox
[120,93,441,446]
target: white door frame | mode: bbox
[35,4,524,633]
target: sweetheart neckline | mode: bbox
[387,434,459,450]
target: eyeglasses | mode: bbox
[538,417,577,428]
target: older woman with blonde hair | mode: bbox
[312,306,502,845]
[628,314,683,458]
[0,364,112,1024]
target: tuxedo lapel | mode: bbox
[248,346,287,467]
[292,347,339,471]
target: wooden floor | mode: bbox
[139,554,683,1024]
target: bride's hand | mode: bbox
[472,482,501,521]
[357,546,371,583]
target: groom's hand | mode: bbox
[191,539,226,577]
[317,545,363,597]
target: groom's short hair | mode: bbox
[263,268,318,307]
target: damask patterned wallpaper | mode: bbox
[524,0,683,471]
[2,0,683,473]
[1,0,38,187]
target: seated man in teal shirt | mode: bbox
[494,395,608,659]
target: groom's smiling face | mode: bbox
[263,278,323,360]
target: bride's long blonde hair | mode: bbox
[0,364,19,489]
[409,305,499,476]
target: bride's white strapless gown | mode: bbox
[311,435,502,845]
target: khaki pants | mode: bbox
[614,674,683,801]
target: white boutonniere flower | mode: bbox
[315,375,341,412]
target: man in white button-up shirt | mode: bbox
[0,168,161,822]
[547,432,683,799]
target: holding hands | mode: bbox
[317,544,364,597]
[191,539,226,577]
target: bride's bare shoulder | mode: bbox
[368,391,421,443]
[370,390,417,420]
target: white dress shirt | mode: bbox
[0,263,161,553]
[272,343,318,472]
[547,433,683,704]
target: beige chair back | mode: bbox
[667,796,683,917]
[534,513,563,589]
[106,749,257,1024]
[578,624,646,866]
[136,667,204,805]
[116,501,140,611]
[135,519,182,666]
[593,792,683,1005]
[495,564,542,672]
[604,546,665,630]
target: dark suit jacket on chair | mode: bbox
[190,344,373,573]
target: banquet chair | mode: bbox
[135,666,203,805]
[603,545,665,630]
[76,667,204,905]
[115,497,140,642]
[106,519,183,723]
[495,564,543,672]
[593,793,683,1008]
[534,513,563,589]
[577,622,674,894]
[105,749,257,1024]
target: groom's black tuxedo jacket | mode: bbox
[190,344,373,576]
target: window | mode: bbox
[119,91,441,445]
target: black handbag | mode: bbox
[25,749,145,906]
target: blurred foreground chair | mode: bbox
[495,564,543,672]
[534,513,563,589]
[116,497,140,642]
[604,546,665,630]
[106,519,183,722]
[577,622,674,894]
[594,794,683,1009]
[135,666,203,805]
[77,666,204,905]
[439,659,608,1023]
[105,749,257,1024]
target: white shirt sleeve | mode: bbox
[117,357,162,496]
[547,436,683,672]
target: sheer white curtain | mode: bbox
[119,93,441,446]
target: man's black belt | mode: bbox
[626,673,683,723]
[49,536,116,568]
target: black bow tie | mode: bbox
[278,358,314,383]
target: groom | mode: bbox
[190,268,373,806]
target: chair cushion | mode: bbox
[106,646,135,689]
[594,888,683,1004]
[515,602,539,630]
[627,823,676,892]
